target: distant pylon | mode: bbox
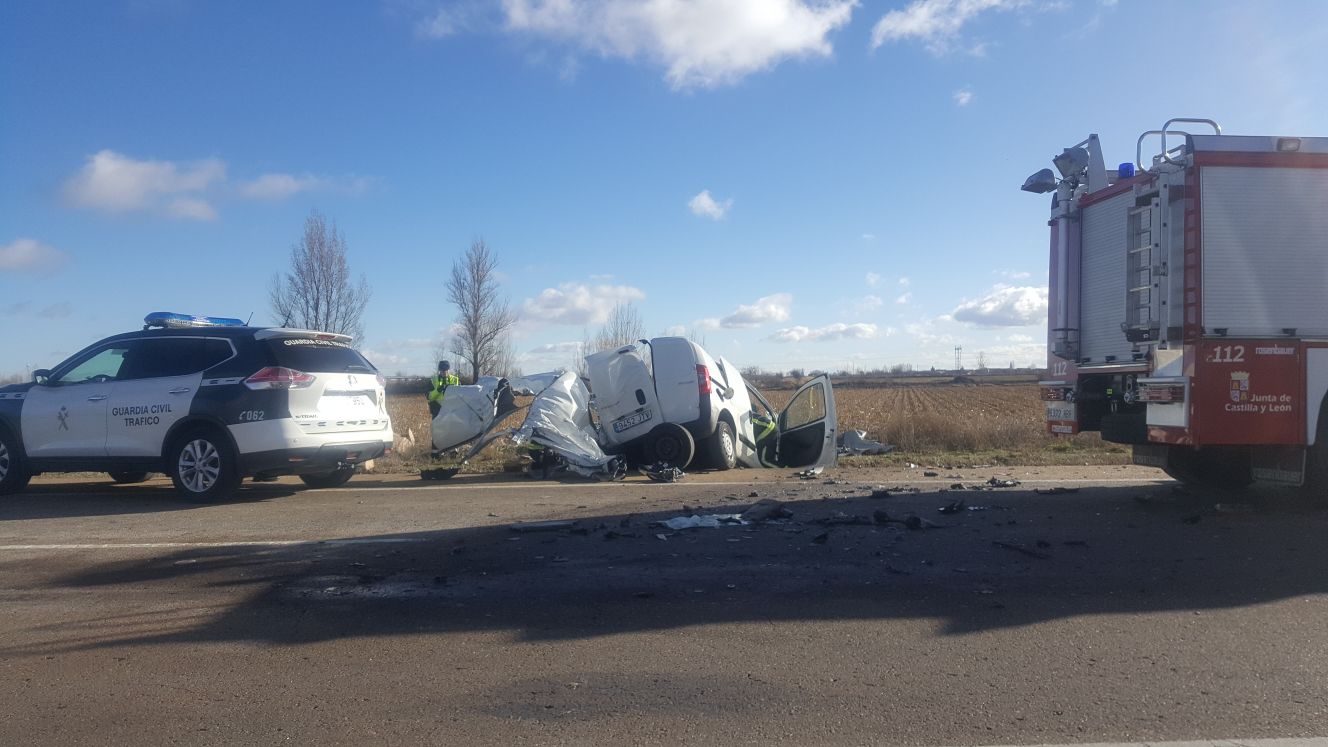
[954,345,963,371]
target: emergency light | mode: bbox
[144,311,247,329]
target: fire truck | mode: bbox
[1024,118,1328,489]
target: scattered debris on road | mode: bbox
[641,462,685,482]
[993,540,1051,559]
[838,430,894,456]
[509,520,578,533]
[658,514,748,530]
[740,498,791,522]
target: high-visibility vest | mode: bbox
[428,372,460,403]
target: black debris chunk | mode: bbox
[993,540,1051,560]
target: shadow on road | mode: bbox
[0,480,298,519]
[12,482,1328,654]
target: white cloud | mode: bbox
[865,271,881,287]
[1007,333,1034,343]
[952,285,1048,327]
[416,7,460,38]
[359,349,413,368]
[664,324,687,337]
[871,0,1025,53]
[770,322,879,343]
[379,338,439,351]
[502,0,857,89]
[63,150,224,219]
[852,294,883,313]
[895,292,912,305]
[953,88,973,106]
[238,173,324,200]
[898,276,911,287]
[238,173,373,200]
[0,238,68,273]
[700,292,792,329]
[996,269,1032,280]
[861,233,877,241]
[166,198,218,221]
[522,282,646,325]
[688,189,732,220]
[528,341,585,355]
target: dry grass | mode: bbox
[761,383,1126,466]
[373,382,1128,474]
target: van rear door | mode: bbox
[774,375,837,469]
[649,337,703,424]
[584,344,660,447]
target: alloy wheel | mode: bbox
[178,439,221,493]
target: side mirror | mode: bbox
[32,369,51,385]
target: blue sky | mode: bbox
[3,0,1326,377]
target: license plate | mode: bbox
[613,408,652,433]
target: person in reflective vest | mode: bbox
[752,411,778,467]
[427,360,460,420]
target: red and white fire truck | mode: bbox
[1025,118,1328,489]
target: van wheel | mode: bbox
[705,420,737,470]
[108,471,150,485]
[0,429,32,496]
[167,428,240,502]
[299,467,356,489]
[646,423,695,469]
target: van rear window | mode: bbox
[262,338,376,373]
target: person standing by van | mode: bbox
[427,360,459,420]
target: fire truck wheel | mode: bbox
[1300,404,1328,501]
[1162,446,1251,489]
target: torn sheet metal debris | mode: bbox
[430,376,519,453]
[838,430,894,456]
[658,514,749,530]
[509,520,577,533]
[513,372,624,480]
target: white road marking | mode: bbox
[974,740,1328,747]
[0,538,427,551]
[324,477,1167,492]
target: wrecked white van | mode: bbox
[426,337,838,479]
[585,337,837,472]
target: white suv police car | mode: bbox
[0,313,393,501]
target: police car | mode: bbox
[0,313,393,501]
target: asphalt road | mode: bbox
[1,465,1326,746]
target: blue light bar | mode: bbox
[144,312,247,329]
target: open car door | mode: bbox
[773,375,837,469]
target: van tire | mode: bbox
[108,471,151,485]
[646,423,695,469]
[299,466,356,489]
[0,428,31,496]
[705,420,737,471]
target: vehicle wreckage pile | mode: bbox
[420,337,848,481]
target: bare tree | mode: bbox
[490,332,523,379]
[446,239,516,382]
[269,210,372,341]
[591,301,645,353]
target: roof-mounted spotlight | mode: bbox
[1053,146,1090,180]
[1021,168,1058,194]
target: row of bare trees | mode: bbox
[268,210,655,383]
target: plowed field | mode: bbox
[383,382,1125,471]
[764,383,1051,451]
